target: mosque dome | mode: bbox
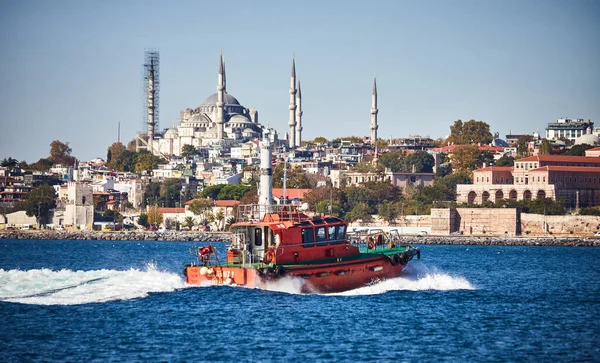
[575,134,600,145]
[202,93,240,106]
[164,128,178,139]
[229,114,252,123]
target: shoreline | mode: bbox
[1,231,598,246]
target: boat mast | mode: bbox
[258,131,273,217]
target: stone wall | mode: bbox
[431,208,519,236]
[521,213,600,236]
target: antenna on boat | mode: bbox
[283,157,287,205]
[258,130,273,217]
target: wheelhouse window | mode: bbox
[316,226,327,246]
[329,225,345,245]
[302,228,315,248]
[254,228,262,246]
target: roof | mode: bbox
[428,144,505,153]
[530,166,600,173]
[158,208,185,214]
[517,155,600,164]
[272,188,311,199]
[215,200,240,207]
[474,166,513,172]
[202,93,240,106]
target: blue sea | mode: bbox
[1,239,598,362]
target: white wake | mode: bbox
[0,264,188,305]
[258,263,476,296]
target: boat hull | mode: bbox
[184,254,411,293]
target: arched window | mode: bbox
[468,191,477,204]
[495,190,504,201]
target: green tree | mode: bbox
[135,151,164,174]
[216,184,253,200]
[313,136,328,144]
[137,213,149,228]
[565,144,593,156]
[183,216,195,229]
[378,201,400,225]
[199,185,225,200]
[379,150,405,172]
[478,150,495,167]
[1,157,19,168]
[188,198,214,216]
[181,144,199,158]
[23,185,57,226]
[404,150,434,172]
[160,178,182,207]
[495,154,515,167]
[516,135,533,157]
[345,203,373,223]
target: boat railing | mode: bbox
[236,204,312,223]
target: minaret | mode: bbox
[288,57,297,148]
[370,77,378,143]
[216,53,225,140]
[295,79,303,148]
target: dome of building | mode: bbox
[229,114,252,123]
[242,128,257,138]
[202,93,240,106]
[164,128,178,139]
[492,138,509,147]
[575,134,600,145]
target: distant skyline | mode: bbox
[1,0,599,162]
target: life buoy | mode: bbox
[367,237,375,250]
[376,234,384,246]
[263,248,275,264]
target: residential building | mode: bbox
[546,118,593,144]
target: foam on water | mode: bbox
[0,263,188,305]
[256,262,475,296]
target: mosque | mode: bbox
[146,54,288,156]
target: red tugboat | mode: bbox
[183,133,420,293]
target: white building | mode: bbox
[546,118,593,144]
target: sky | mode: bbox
[0,0,599,162]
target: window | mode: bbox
[254,228,262,246]
[302,228,315,248]
[316,227,327,246]
[336,225,346,244]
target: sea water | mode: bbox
[0,239,598,362]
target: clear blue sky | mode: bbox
[1,0,598,162]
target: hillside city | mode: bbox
[2,115,600,236]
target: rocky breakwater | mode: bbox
[0,230,232,242]
[402,236,600,247]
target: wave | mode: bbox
[259,263,476,296]
[0,263,188,305]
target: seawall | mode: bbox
[1,231,598,246]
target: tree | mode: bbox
[106,142,126,169]
[345,203,373,224]
[313,136,328,144]
[495,154,515,167]
[183,216,195,229]
[516,136,533,157]
[538,140,553,155]
[378,201,400,225]
[446,119,493,145]
[404,150,434,173]
[135,151,164,174]
[23,185,57,226]
[160,178,182,207]
[147,205,164,227]
[565,144,593,156]
[379,151,405,172]
[452,144,481,176]
[137,213,149,228]
[29,158,53,172]
[49,140,76,166]
[216,184,253,200]
[188,198,214,216]
[1,157,19,168]
[181,144,199,158]
[478,150,495,167]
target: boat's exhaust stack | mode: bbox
[258,131,273,216]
